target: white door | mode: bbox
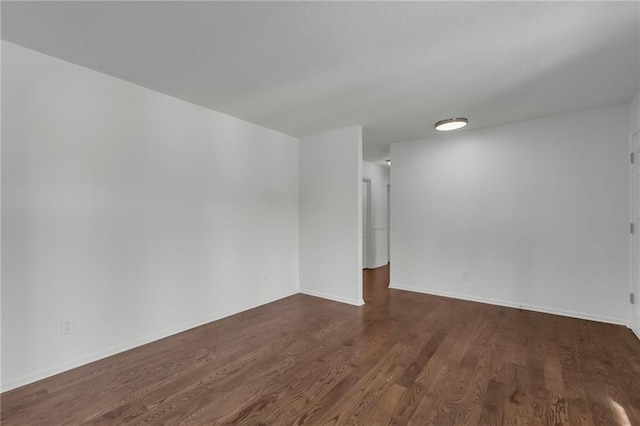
[633,132,640,333]
[362,180,370,269]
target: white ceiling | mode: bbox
[2,1,639,164]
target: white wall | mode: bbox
[630,91,640,336]
[631,91,639,136]
[391,104,630,325]
[363,161,390,268]
[1,42,300,391]
[0,38,3,392]
[299,127,363,306]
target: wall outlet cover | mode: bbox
[61,318,74,335]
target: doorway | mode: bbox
[387,183,390,264]
[362,179,371,269]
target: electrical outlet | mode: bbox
[462,272,469,281]
[61,318,74,335]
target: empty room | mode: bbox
[2,1,639,425]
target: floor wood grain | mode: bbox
[2,264,639,425]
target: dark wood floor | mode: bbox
[2,264,640,425]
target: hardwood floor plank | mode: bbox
[367,383,406,425]
[478,378,507,425]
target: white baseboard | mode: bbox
[1,290,299,393]
[366,261,388,269]
[299,288,365,306]
[389,283,628,326]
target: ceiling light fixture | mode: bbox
[386,159,391,166]
[434,118,468,131]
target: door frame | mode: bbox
[631,131,640,336]
[362,178,372,269]
[387,183,391,264]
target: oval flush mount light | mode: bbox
[435,118,468,131]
